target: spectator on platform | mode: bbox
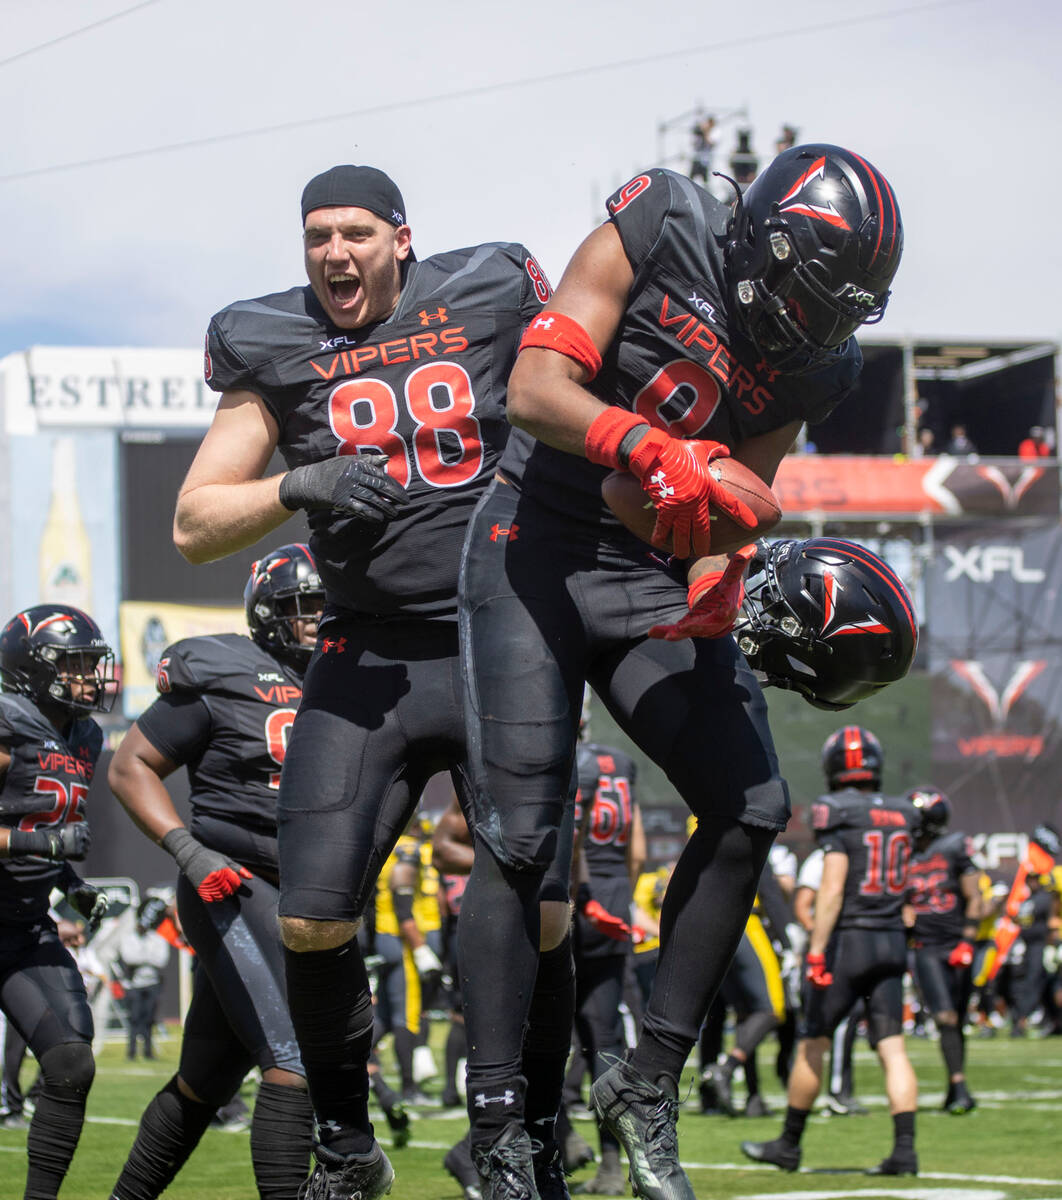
[915,427,937,457]
[689,114,717,183]
[1018,426,1052,458]
[945,424,977,456]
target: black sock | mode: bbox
[459,844,542,1140]
[26,1044,94,1200]
[110,1076,214,1200]
[939,1024,964,1077]
[892,1109,916,1154]
[249,1082,314,1200]
[393,1027,417,1093]
[633,817,772,1084]
[743,1054,760,1098]
[284,939,375,1156]
[781,1105,809,1148]
[445,1021,467,1096]
[523,934,575,1149]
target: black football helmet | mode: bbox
[822,726,883,790]
[0,604,117,716]
[908,786,950,837]
[735,537,918,710]
[725,144,903,373]
[244,543,325,671]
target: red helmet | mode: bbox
[726,144,902,373]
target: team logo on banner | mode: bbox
[950,659,1047,758]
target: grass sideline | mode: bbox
[1,1026,1060,1199]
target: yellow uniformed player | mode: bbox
[375,831,444,1104]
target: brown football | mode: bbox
[601,458,781,557]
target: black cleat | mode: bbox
[384,1100,411,1148]
[472,1122,539,1200]
[744,1094,772,1119]
[697,1071,720,1116]
[445,1136,484,1200]
[866,1151,918,1176]
[945,1083,976,1114]
[532,1140,571,1200]
[705,1066,736,1117]
[590,1056,694,1200]
[300,1141,395,1200]
[559,1122,595,1173]
[825,1091,868,1116]
[573,1150,626,1195]
[740,1137,801,1172]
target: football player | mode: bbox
[742,726,921,1176]
[457,145,903,1198]
[0,604,115,1200]
[904,787,985,1112]
[567,735,644,1195]
[173,166,571,1200]
[108,545,324,1200]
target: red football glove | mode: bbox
[805,952,833,989]
[948,940,975,967]
[583,899,632,942]
[631,925,647,946]
[584,409,756,558]
[161,828,252,903]
[110,980,126,1000]
[648,545,757,640]
[629,431,756,559]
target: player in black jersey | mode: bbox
[742,726,921,1177]
[174,165,572,1200]
[458,145,902,1199]
[567,737,643,1195]
[0,603,116,1200]
[108,545,324,1200]
[904,787,984,1113]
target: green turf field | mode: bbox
[2,1025,1059,1199]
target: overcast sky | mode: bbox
[1,0,1058,359]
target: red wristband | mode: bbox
[585,408,651,469]
[519,311,603,380]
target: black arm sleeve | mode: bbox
[757,864,795,948]
[391,888,416,924]
[135,692,213,766]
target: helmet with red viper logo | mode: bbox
[725,144,902,373]
[735,537,917,711]
[822,726,884,790]
[0,604,117,715]
[244,544,325,671]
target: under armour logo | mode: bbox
[320,637,347,655]
[650,470,674,501]
[489,523,519,542]
[419,306,448,325]
[474,1090,516,1108]
[532,315,555,330]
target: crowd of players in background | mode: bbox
[1,587,1059,1200]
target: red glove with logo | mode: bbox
[584,409,756,558]
[648,545,757,640]
[805,952,833,989]
[948,940,975,967]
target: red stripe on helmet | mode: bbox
[844,725,864,771]
[850,152,899,266]
[815,539,917,644]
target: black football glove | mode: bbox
[9,823,91,861]
[279,453,409,527]
[161,827,251,902]
[67,881,110,932]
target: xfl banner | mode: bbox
[928,522,1062,837]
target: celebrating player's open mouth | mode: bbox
[328,272,361,310]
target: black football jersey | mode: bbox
[0,693,102,927]
[811,788,919,930]
[206,245,550,618]
[137,634,303,835]
[500,168,862,528]
[575,742,638,880]
[907,830,976,946]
